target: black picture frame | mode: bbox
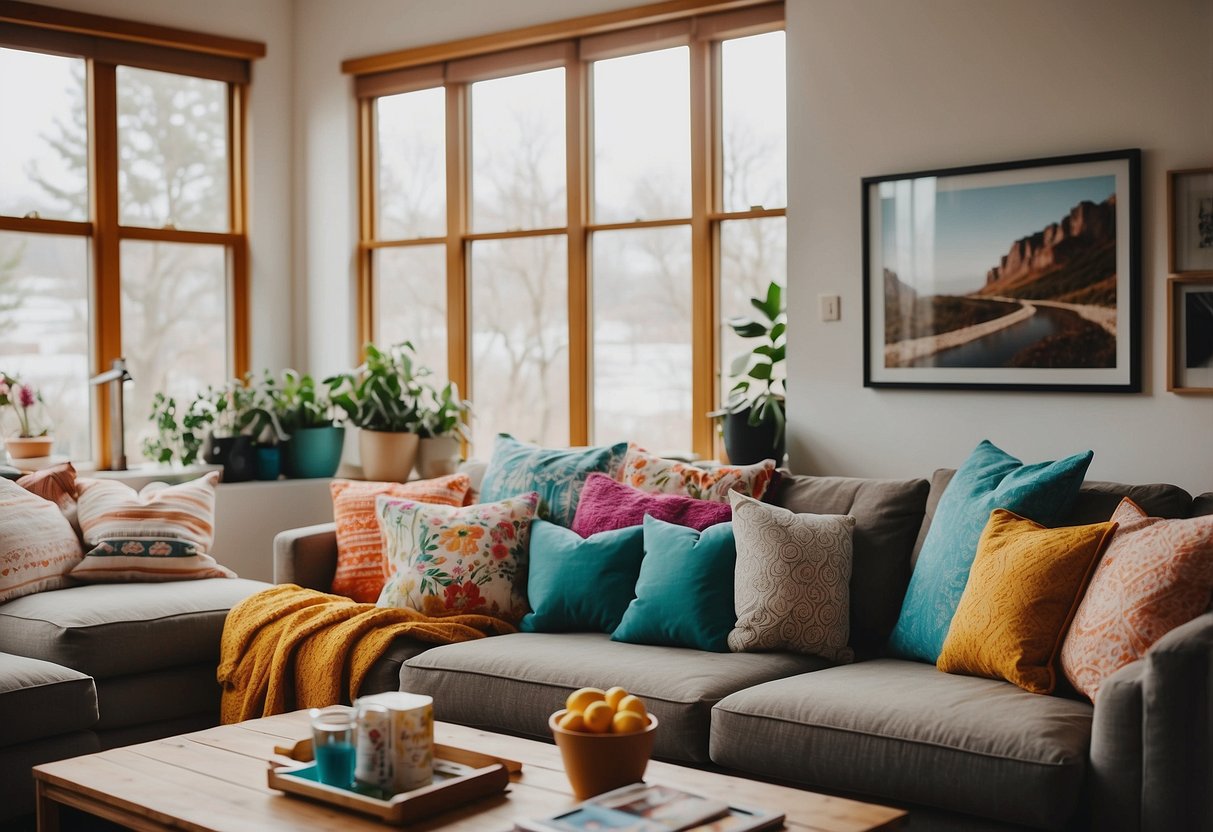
[862,149,1141,392]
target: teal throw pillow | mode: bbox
[520,520,646,634]
[479,434,628,528]
[611,516,736,652]
[886,439,1093,663]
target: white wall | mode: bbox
[785,0,1213,494]
[46,0,297,373]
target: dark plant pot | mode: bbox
[281,426,345,479]
[255,445,281,481]
[722,407,785,466]
[203,434,255,483]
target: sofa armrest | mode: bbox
[1090,611,1213,832]
[273,523,338,591]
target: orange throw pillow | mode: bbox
[330,474,473,602]
[937,509,1116,694]
[1061,498,1213,701]
[17,462,81,536]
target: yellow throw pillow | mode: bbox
[936,509,1116,694]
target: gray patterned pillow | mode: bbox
[727,491,855,662]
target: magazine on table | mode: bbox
[514,782,785,832]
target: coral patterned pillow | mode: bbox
[376,491,539,622]
[1061,498,1213,701]
[617,444,776,503]
[0,478,83,603]
[330,475,473,602]
[17,462,81,536]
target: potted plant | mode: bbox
[327,342,424,482]
[275,370,344,479]
[143,391,213,467]
[711,280,787,465]
[198,381,258,482]
[0,372,53,459]
[415,379,471,479]
[239,370,287,480]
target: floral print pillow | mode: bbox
[618,444,777,503]
[376,491,539,622]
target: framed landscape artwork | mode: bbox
[1167,274,1213,394]
[862,149,1141,391]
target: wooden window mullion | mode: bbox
[86,60,122,468]
[688,39,716,461]
[566,56,589,446]
[445,84,470,400]
[357,97,376,353]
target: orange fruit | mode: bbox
[611,710,647,734]
[617,694,647,719]
[582,701,614,733]
[604,686,629,711]
[557,711,586,732]
[566,687,606,713]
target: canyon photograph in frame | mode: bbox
[862,149,1141,392]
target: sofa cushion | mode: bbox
[400,632,827,763]
[770,473,928,658]
[711,658,1092,831]
[0,652,97,746]
[93,663,222,731]
[357,637,435,698]
[1192,492,1213,517]
[0,578,269,678]
[0,732,100,822]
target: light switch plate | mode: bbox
[819,294,841,322]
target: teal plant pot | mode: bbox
[282,426,345,479]
[255,445,281,480]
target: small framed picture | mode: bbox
[1168,168,1213,274]
[1168,274,1213,394]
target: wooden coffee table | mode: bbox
[33,710,905,831]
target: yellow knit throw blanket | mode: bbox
[217,584,515,724]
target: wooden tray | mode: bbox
[268,738,521,824]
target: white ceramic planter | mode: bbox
[359,429,420,482]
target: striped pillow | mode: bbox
[71,472,234,582]
[0,479,84,602]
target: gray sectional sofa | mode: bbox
[0,577,269,821]
[272,471,1213,832]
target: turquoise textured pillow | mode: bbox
[479,435,628,528]
[886,440,1093,663]
[520,520,646,634]
[611,516,736,652]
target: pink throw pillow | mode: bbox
[571,472,732,538]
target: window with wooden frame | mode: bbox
[348,0,785,460]
[0,2,263,467]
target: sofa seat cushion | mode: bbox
[711,658,1092,831]
[0,652,98,746]
[358,637,436,698]
[401,632,828,763]
[0,578,269,678]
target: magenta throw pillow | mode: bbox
[571,473,732,538]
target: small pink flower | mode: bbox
[17,384,35,408]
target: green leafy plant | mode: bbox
[326,342,425,433]
[143,392,213,466]
[195,380,259,438]
[714,280,787,444]
[417,380,471,441]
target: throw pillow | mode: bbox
[479,434,628,528]
[936,509,1115,694]
[727,492,855,662]
[520,519,646,633]
[886,440,1093,662]
[17,462,81,536]
[0,478,83,602]
[377,491,539,621]
[617,444,776,503]
[571,472,733,537]
[611,516,737,652]
[330,474,474,602]
[71,472,234,582]
[1061,498,1213,701]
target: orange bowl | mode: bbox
[549,709,659,800]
